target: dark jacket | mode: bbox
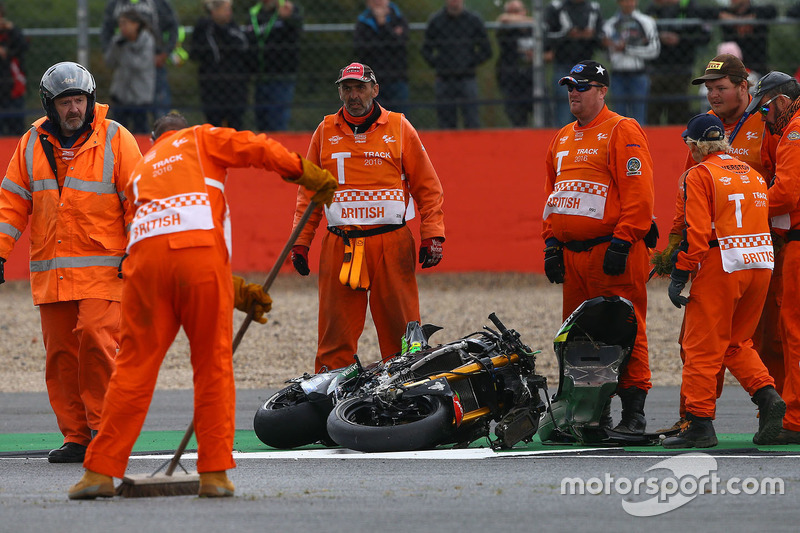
[645,0,711,75]
[495,20,533,87]
[421,7,492,79]
[544,0,604,65]
[0,22,27,103]
[245,1,303,77]
[717,3,777,75]
[354,2,408,84]
[189,15,249,100]
[101,0,179,54]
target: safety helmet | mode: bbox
[39,62,97,127]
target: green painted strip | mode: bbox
[0,431,331,454]
[2,431,799,454]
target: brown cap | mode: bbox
[335,62,377,85]
[691,54,749,85]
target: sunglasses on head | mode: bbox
[759,94,788,116]
[566,83,604,93]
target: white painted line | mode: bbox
[128,446,618,460]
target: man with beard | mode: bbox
[0,62,141,463]
[289,62,445,372]
[747,71,800,444]
[652,54,782,432]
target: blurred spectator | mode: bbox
[495,0,534,127]
[190,0,249,130]
[602,0,659,125]
[104,8,156,133]
[697,41,760,114]
[101,0,180,118]
[545,0,604,126]
[246,0,303,132]
[0,1,27,135]
[717,0,777,76]
[645,0,711,125]
[354,0,409,114]
[422,0,492,129]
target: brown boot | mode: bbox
[199,471,235,498]
[656,417,687,434]
[68,470,115,500]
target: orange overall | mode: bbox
[767,107,800,432]
[677,153,775,419]
[84,125,303,477]
[543,106,655,391]
[671,110,781,416]
[293,106,445,372]
[0,104,141,446]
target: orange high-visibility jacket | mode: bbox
[768,108,800,235]
[0,104,142,304]
[677,152,773,273]
[542,105,655,244]
[293,106,445,246]
[126,124,303,253]
[672,110,778,236]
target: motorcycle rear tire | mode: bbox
[327,394,453,453]
[253,385,332,449]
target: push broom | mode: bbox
[116,200,317,497]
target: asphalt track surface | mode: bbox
[1,386,797,533]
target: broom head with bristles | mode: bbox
[116,471,200,498]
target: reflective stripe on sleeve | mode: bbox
[1,177,32,201]
[0,222,22,241]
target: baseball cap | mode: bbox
[691,54,749,85]
[335,62,377,85]
[744,71,796,115]
[558,60,610,87]
[682,113,725,142]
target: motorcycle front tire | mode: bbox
[327,394,453,453]
[253,385,332,449]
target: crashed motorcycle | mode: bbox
[252,324,442,449]
[536,296,672,445]
[325,313,547,453]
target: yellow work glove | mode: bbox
[294,157,338,207]
[650,233,683,277]
[232,275,272,324]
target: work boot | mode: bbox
[752,385,786,445]
[662,413,717,449]
[599,399,613,430]
[612,387,647,434]
[198,471,235,498]
[763,428,800,445]
[48,442,87,464]
[68,470,115,500]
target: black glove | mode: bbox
[668,268,691,308]
[291,245,310,276]
[644,221,660,249]
[603,239,631,276]
[544,244,565,284]
[0,257,5,285]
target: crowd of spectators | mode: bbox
[7,0,800,133]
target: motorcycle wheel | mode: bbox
[253,384,332,449]
[327,394,453,453]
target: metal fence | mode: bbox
[3,0,800,136]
